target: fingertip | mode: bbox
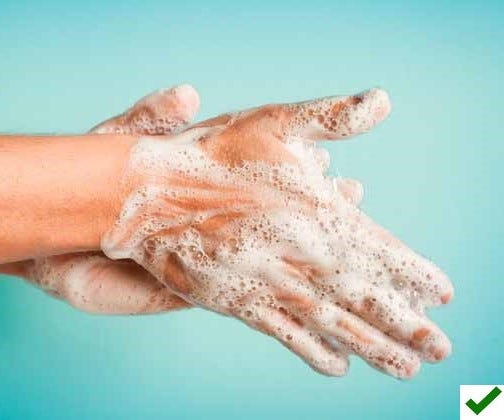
[172,83,200,116]
[289,87,393,142]
[346,88,391,134]
[440,279,454,305]
[401,357,421,379]
[412,325,452,363]
[440,292,453,304]
[426,334,452,363]
[431,270,454,306]
[438,339,452,361]
[311,355,349,377]
[348,179,364,205]
[333,356,350,376]
[364,87,392,123]
[371,354,421,380]
[335,178,364,206]
[441,338,453,360]
[313,147,330,172]
[152,83,200,123]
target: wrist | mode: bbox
[0,134,138,262]
[78,133,139,250]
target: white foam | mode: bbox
[101,130,451,377]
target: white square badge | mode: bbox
[460,385,504,419]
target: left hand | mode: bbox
[0,85,364,315]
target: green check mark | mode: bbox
[465,386,502,415]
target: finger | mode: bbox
[90,84,200,135]
[310,302,421,379]
[246,306,349,376]
[335,178,364,206]
[192,88,389,145]
[377,228,454,307]
[284,88,391,141]
[28,254,190,314]
[392,249,454,307]
[329,274,451,362]
[267,267,427,373]
[362,218,454,308]
[312,147,331,172]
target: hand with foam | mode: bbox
[0,86,199,314]
[101,87,454,378]
[0,85,364,315]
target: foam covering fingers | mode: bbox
[326,275,451,362]
[311,302,421,379]
[358,210,455,308]
[335,178,364,206]
[251,306,349,376]
[28,255,190,314]
[285,88,391,141]
[90,84,200,135]
[100,88,453,379]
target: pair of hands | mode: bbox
[3,84,453,378]
[3,85,358,313]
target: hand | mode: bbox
[1,85,198,313]
[102,88,454,378]
[0,85,365,314]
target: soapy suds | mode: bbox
[19,85,201,315]
[91,84,200,136]
[102,106,453,379]
[26,253,189,314]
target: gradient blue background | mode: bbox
[1,1,502,419]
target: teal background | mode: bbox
[0,0,502,419]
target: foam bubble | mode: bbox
[101,129,450,377]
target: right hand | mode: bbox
[0,85,363,315]
[102,88,454,378]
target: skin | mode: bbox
[100,87,454,378]
[0,86,198,312]
[0,86,453,378]
[0,85,362,315]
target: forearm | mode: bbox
[0,134,136,263]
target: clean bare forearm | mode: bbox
[0,134,136,262]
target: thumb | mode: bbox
[90,84,200,135]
